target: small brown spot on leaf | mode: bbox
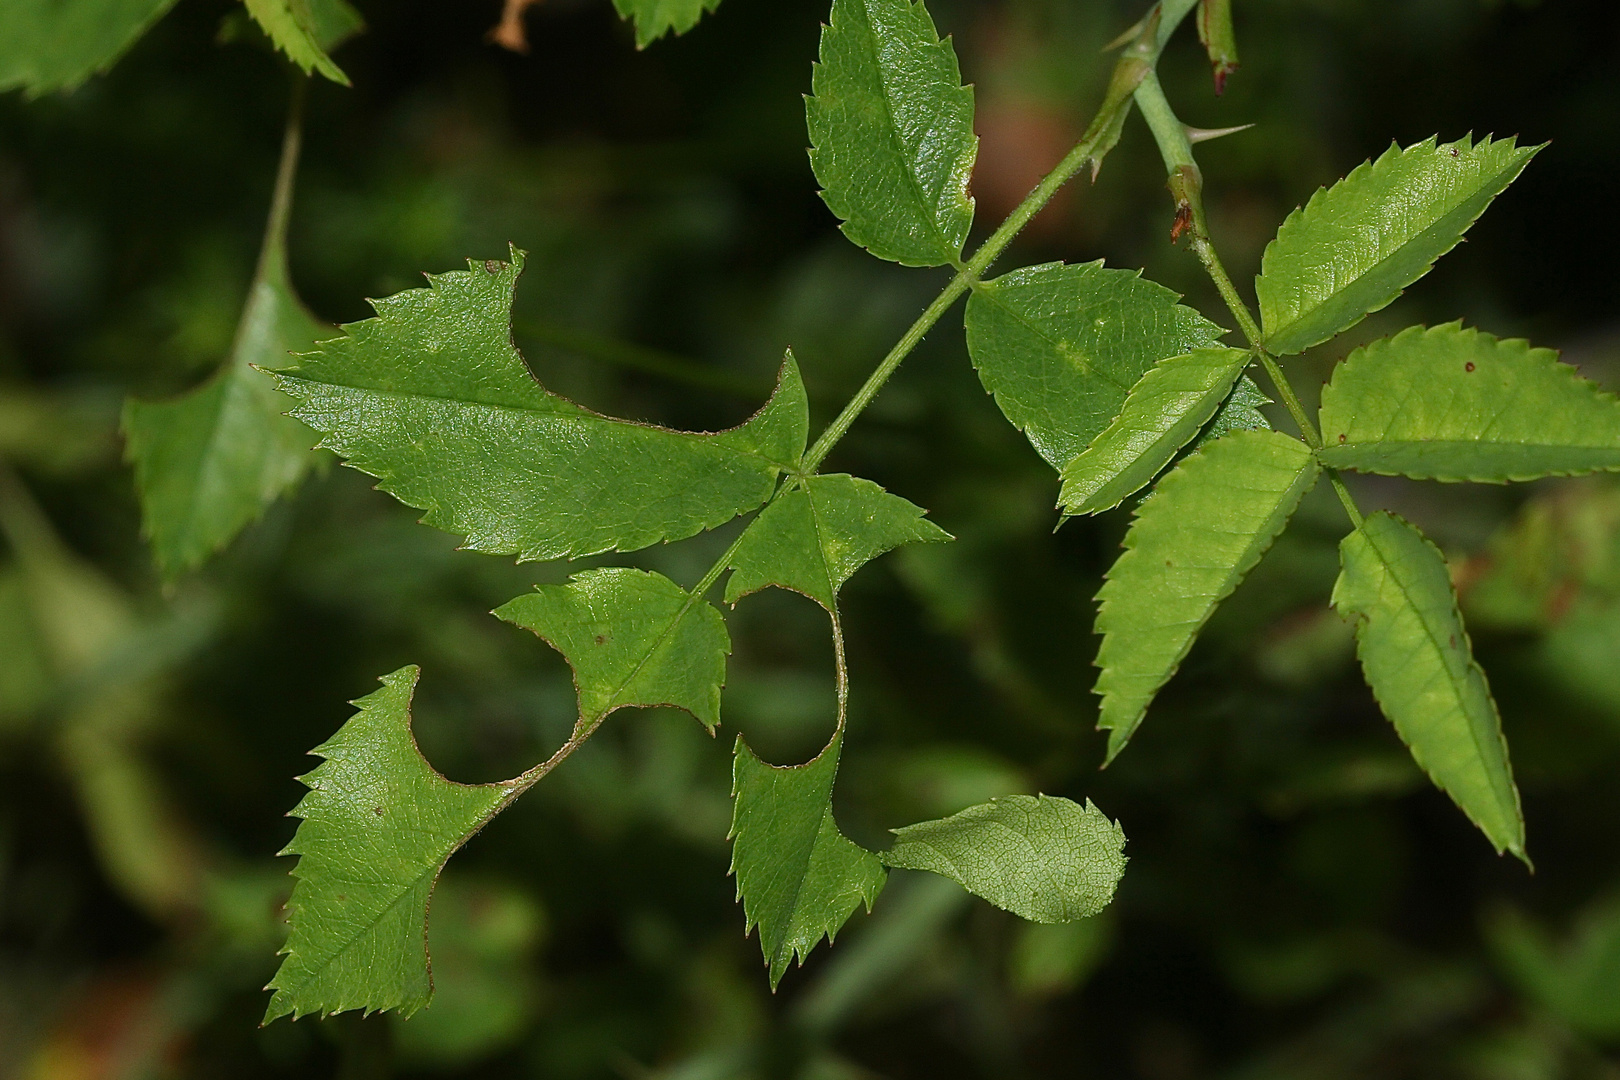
[1465,362,1475,372]
[1449,634,1457,649]
[484,260,503,274]
[594,634,607,645]
[1165,560,1173,568]
[1338,433,1347,444]
[373,806,384,816]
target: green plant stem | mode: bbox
[1133,71,1364,528]
[255,74,306,291]
[509,0,1207,785]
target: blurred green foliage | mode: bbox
[1,0,1618,1077]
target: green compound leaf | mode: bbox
[495,567,730,731]
[1332,512,1526,861]
[806,0,978,267]
[1094,430,1318,763]
[611,0,721,47]
[1058,347,1250,516]
[964,262,1225,470]
[242,0,364,86]
[0,0,179,96]
[124,220,322,580]
[265,666,513,1022]
[881,795,1127,922]
[725,474,951,611]
[731,732,886,988]
[1256,135,1540,356]
[274,250,808,562]
[1317,323,1620,483]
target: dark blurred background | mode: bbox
[2,0,1619,1077]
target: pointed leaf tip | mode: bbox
[1094,430,1317,759]
[1334,512,1527,862]
[730,734,885,987]
[1257,134,1541,355]
[273,253,807,562]
[264,665,512,1023]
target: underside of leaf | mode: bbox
[274,250,808,562]
[1257,135,1540,356]
[265,666,513,1022]
[1333,512,1526,861]
[730,733,886,988]
[1317,322,1620,482]
[1094,429,1318,762]
[881,794,1127,922]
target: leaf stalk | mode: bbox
[1133,71,1364,527]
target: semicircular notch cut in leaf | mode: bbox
[612,0,722,47]
[1317,323,1620,482]
[1094,429,1318,763]
[806,0,978,267]
[964,262,1225,470]
[1332,511,1526,861]
[725,473,951,610]
[242,0,364,86]
[880,794,1126,922]
[265,666,514,1023]
[494,567,730,732]
[273,249,808,562]
[124,259,324,579]
[0,0,179,96]
[1256,134,1540,356]
[731,732,886,988]
[1058,347,1250,516]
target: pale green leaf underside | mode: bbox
[807,0,978,267]
[1317,322,1620,482]
[1058,347,1250,516]
[495,567,729,730]
[242,0,363,86]
[611,0,721,46]
[1257,135,1539,356]
[965,261,1226,469]
[881,795,1127,923]
[274,249,808,562]
[731,733,886,987]
[266,666,512,1022]
[725,473,950,610]
[0,0,178,96]
[1332,512,1526,860]
[1094,430,1318,762]
[124,273,322,578]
